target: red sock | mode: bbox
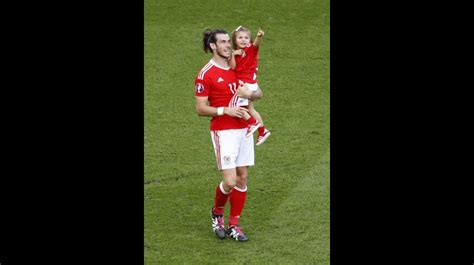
[247,116,257,124]
[213,182,230,215]
[229,186,247,227]
[258,125,266,135]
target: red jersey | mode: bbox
[195,60,247,131]
[234,43,259,84]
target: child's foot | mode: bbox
[246,121,262,137]
[256,129,271,146]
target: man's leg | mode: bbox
[213,169,237,215]
[211,168,237,239]
[210,130,238,215]
[227,166,249,241]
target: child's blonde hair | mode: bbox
[232,25,251,50]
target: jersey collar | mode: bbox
[210,59,230,70]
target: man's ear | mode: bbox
[210,43,216,50]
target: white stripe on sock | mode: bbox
[233,185,247,192]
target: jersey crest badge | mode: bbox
[223,155,231,164]
[217,77,224,83]
[196,83,204,93]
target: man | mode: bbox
[194,28,262,241]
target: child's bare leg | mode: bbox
[247,101,264,125]
[242,109,251,120]
[247,101,271,145]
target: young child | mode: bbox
[229,25,271,146]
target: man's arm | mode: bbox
[195,96,249,118]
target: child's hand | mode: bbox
[233,49,246,57]
[257,28,265,37]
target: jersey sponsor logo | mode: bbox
[196,83,204,93]
[217,77,224,83]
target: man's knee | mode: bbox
[221,168,237,190]
[237,172,248,182]
[223,178,237,189]
[236,167,248,180]
[236,169,248,188]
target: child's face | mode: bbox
[235,31,251,49]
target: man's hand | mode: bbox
[225,106,249,118]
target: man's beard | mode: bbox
[216,49,229,59]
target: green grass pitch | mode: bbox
[145,0,329,263]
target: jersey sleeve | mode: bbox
[194,75,210,97]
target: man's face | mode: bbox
[213,33,232,59]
